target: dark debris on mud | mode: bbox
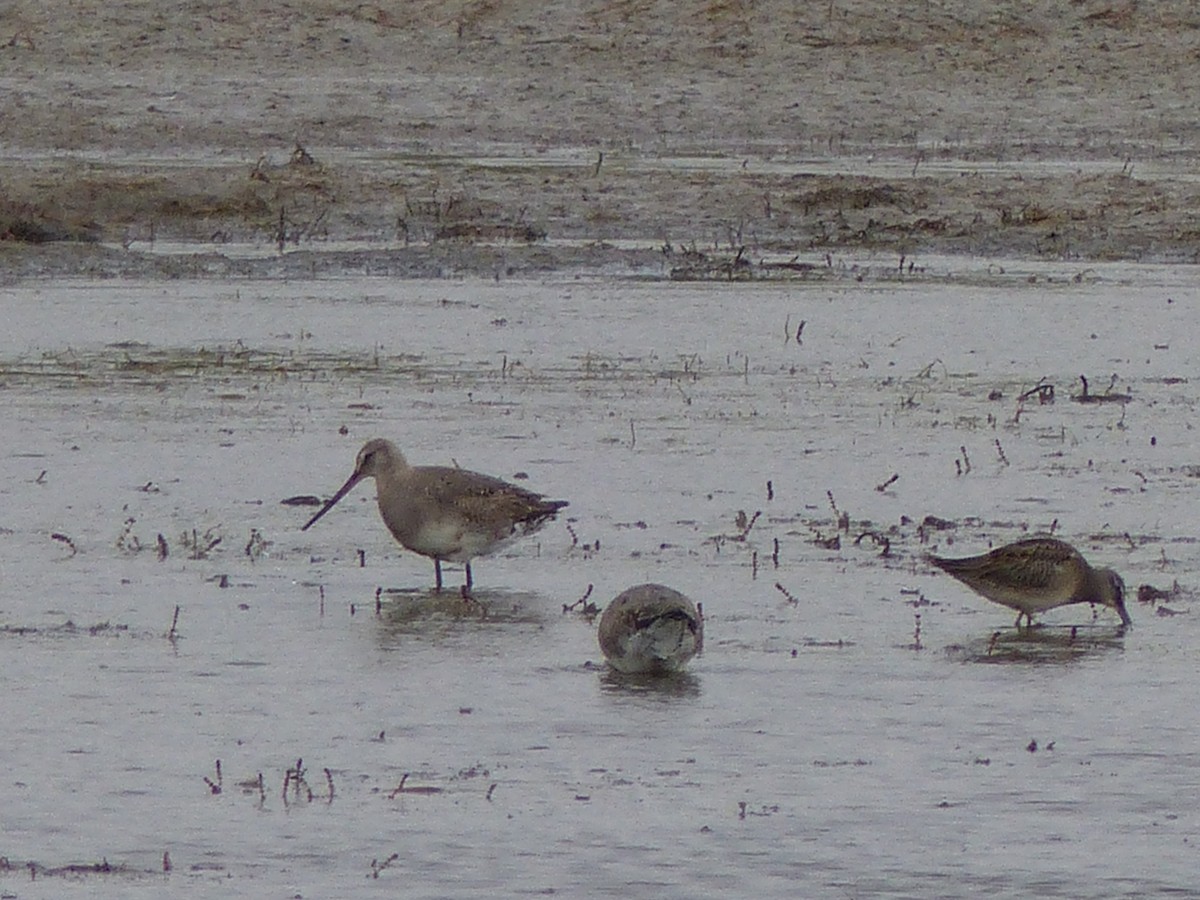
[0,855,159,881]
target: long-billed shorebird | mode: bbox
[929,536,1130,628]
[302,438,567,591]
[598,584,704,675]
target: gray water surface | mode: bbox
[1,273,1197,897]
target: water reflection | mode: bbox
[374,587,547,641]
[944,625,1128,665]
[598,667,702,699]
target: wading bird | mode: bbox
[598,584,704,674]
[929,536,1130,628]
[302,438,567,592]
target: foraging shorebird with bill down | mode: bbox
[302,438,568,592]
[598,584,704,675]
[928,536,1130,628]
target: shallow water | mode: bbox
[2,270,1199,896]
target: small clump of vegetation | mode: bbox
[0,199,98,243]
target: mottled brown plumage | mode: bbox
[929,536,1130,628]
[598,584,704,675]
[302,438,567,591]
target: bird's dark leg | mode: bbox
[465,562,474,590]
[434,558,444,592]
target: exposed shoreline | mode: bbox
[3,1,1199,278]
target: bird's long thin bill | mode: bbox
[301,472,363,530]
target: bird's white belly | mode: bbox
[405,517,516,561]
[983,583,1072,613]
[612,618,700,674]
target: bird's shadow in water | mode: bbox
[375,586,547,638]
[945,624,1128,665]
[596,665,702,699]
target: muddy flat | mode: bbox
[3,1,1200,272]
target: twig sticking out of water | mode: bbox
[766,480,774,501]
[51,532,77,556]
[163,851,171,873]
[183,527,222,560]
[915,358,946,379]
[156,533,169,561]
[960,446,971,474]
[370,854,400,879]
[854,531,891,557]
[629,419,636,450]
[244,528,269,562]
[775,582,799,605]
[282,758,313,806]
[358,548,366,568]
[784,316,807,345]
[772,538,780,568]
[375,587,383,616]
[167,605,180,643]
[994,439,1009,466]
[751,551,758,580]
[324,768,335,803]
[733,510,761,540]
[811,530,841,550]
[318,585,325,617]
[486,783,498,801]
[296,761,313,802]
[1073,373,1132,404]
[562,584,599,620]
[1019,380,1055,404]
[826,490,850,532]
[388,773,444,798]
[874,473,899,493]
[912,613,922,651]
[203,760,222,795]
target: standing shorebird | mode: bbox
[302,438,568,591]
[928,536,1130,628]
[597,584,704,675]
